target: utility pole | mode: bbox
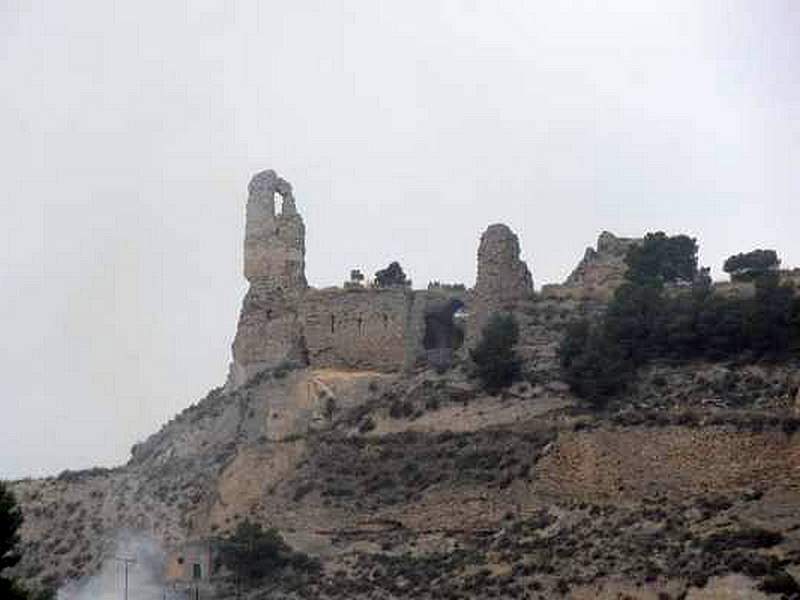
[114,556,137,600]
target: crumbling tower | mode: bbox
[242,170,306,287]
[228,170,308,388]
[468,223,533,345]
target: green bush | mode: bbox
[358,417,376,433]
[759,570,800,595]
[470,314,521,393]
[0,580,38,600]
[217,521,319,584]
[374,261,410,288]
[389,399,414,419]
[624,231,698,285]
[724,249,780,281]
[701,527,783,553]
[559,320,633,406]
[560,237,800,404]
[0,482,23,578]
[0,482,47,599]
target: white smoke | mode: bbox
[57,531,177,600]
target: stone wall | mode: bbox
[230,171,614,383]
[228,170,478,384]
[300,287,470,373]
[229,281,307,386]
[300,288,413,371]
[226,171,647,385]
[165,540,215,583]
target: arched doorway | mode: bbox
[423,299,466,371]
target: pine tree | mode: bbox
[0,481,29,599]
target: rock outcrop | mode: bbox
[543,231,642,300]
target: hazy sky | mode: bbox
[1,1,798,478]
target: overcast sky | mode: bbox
[1,1,798,478]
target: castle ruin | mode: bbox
[226,171,652,389]
[227,170,536,388]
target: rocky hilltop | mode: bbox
[10,171,800,599]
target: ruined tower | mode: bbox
[468,223,533,344]
[242,170,306,287]
[228,170,308,388]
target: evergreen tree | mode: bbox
[374,262,409,287]
[470,313,521,393]
[217,520,318,584]
[625,232,698,285]
[0,482,29,600]
[724,249,780,281]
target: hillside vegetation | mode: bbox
[561,234,800,405]
[7,231,800,600]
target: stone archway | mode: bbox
[423,299,466,371]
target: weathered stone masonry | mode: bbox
[301,287,412,372]
[467,223,534,347]
[227,169,536,389]
[230,170,308,387]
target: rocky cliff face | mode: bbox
[557,231,642,299]
[13,359,800,599]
